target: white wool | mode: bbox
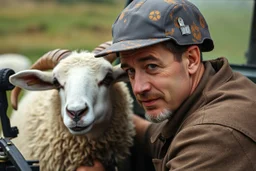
[10,51,135,171]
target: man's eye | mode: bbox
[147,64,158,70]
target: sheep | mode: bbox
[0,53,31,72]
[9,49,135,171]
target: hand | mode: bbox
[76,160,105,171]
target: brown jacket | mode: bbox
[144,57,256,171]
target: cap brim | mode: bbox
[94,38,171,57]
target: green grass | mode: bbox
[0,2,124,62]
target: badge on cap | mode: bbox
[178,17,191,35]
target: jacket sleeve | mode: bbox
[165,124,255,171]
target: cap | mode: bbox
[95,0,214,57]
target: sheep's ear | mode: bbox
[113,64,129,83]
[9,70,55,91]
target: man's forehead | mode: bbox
[120,49,140,58]
[120,43,167,60]
[120,50,150,63]
[120,46,154,59]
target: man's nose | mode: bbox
[132,73,150,94]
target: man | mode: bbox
[78,0,256,170]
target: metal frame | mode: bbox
[246,0,256,66]
[230,64,256,83]
[232,0,256,83]
[0,69,39,171]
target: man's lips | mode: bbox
[140,98,159,107]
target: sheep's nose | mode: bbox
[66,107,87,122]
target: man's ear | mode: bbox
[186,45,201,75]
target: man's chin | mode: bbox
[145,109,173,123]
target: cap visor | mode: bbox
[94,38,171,57]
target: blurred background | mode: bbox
[0,0,123,63]
[0,0,254,115]
[0,0,254,64]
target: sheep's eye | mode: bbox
[53,78,62,89]
[99,73,114,86]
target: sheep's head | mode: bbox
[9,49,128,136]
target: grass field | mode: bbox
[0,2,124,63]
[0,1,254,117]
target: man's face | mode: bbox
[120,43,192,123]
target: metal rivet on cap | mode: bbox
[178,17,191,36]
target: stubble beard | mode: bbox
[145,108,173,123]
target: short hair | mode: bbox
[164,41,202,61]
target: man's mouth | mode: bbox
[140,98,159,107]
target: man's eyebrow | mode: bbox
[121,55,158,69]
[138,55,158,62]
